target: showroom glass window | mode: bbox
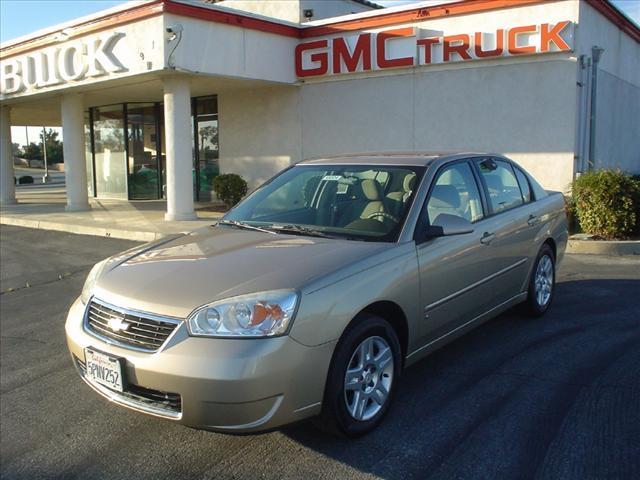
[92,105,127,199]
[84,111,95,197]
[193,96,219,202]
[127,103,162,200]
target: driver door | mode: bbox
[415,160,499,347]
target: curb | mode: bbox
[1,216,163,242]
[567,238,640,256]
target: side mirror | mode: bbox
[426,214,474,237]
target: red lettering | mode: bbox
[540,21,570,52]
[332,34,371,73]
[474,30,504,58]
[443,34,471,62]
[417,37,440,64]
[376,28,415,69]
[508,25,537,55]
[295,40,329,77]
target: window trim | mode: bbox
[414,158,486,244]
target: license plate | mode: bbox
[84,348,124,392]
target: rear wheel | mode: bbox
[523,244,555,317]
[316,315,401,437]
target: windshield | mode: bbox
[222,164,425,242]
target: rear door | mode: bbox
[471,158,536,302]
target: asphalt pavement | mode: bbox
[1,225,639,480]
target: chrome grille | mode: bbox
[85,299,180,352]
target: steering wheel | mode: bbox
[367,211,400,223]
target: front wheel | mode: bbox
[317,315,402,437]
[523,244,556,317]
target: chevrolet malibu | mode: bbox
[66,153,567,437]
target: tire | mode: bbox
[316,315,402,437]
[523,244,556,317]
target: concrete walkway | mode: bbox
[1,185,224,241]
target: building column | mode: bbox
[61,93,89,211]
[163,76,196,221]
[0,105,17,205]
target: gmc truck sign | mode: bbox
[296,21,573,78]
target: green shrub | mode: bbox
[212,173,248,209]
[563,194,579,234]
[572,170,640,239]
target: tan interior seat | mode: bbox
[386,172,416,218]
[339,179,386,226]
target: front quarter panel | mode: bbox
[289,242,420,350]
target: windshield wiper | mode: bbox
[217,220,277,235]
[268,224,339,239]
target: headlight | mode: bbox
[187,290,299,338]
[80,259,108,305]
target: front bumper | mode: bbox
[65,298,336,432]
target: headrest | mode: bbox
[485,175,504,192]
[303,176,321,203]
[403,173,417,192]
[430,184,460,209]
[361,179,382,201]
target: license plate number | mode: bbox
[85,348,124,392]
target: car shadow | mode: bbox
[281,278,640,480]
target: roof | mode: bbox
[349,0,384,9]
[298,152,477,166]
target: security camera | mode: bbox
[165,24,183,42]
[165,25,183,34]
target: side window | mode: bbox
[476,159,523,214]
[513,166,532,203]
[427,162,484,224]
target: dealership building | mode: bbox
[0,0,638,220]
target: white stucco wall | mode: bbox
[216,0,303,23]
[576,2,640,174]
[217,57,578,193]
[218,85,302,190]
[215,0,373,23]
[300,58,578,192]
[165,14,298,84]
[299,0,374,22]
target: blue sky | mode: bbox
[1,0,639,43]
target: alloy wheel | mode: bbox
[534,254,554,307]
[343,335,394,421]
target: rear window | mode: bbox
[513,166,532,203]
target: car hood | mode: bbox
[93,226,390,318]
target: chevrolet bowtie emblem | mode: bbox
[107,316,130,332]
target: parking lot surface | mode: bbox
[1,225,639,480]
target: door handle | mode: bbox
[527,214,538,226]
[480,232,496,245]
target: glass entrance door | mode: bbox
[193,96,219,202]
[127,103,162,200]
[93,105,128,199]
